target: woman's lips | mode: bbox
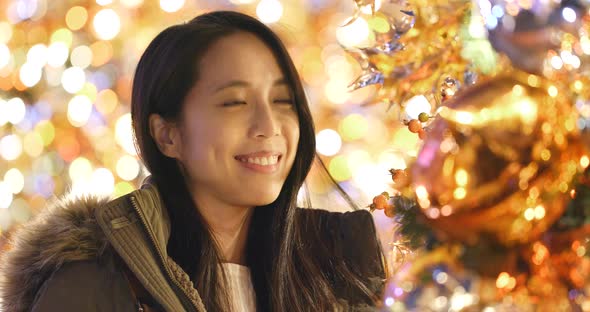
[234,152,282,174]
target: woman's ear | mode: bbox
[149,113,182,159]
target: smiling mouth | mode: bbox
[234,154,282,166]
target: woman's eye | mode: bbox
[222,100,247,107]
[274,99,294,105]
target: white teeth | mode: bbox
[241,155,279,166]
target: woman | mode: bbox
[0,11,385,312]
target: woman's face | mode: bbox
[174,32,300,210]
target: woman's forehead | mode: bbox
[197,32,284,85]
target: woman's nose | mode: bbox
[250,101,280,139]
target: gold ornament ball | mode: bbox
[409,74,587,246]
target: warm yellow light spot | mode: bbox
[512,84,524,96]
[4,168,24,194]
[559,182,569,193]
[35,121,55,146]
[524,208,535,221]
[339,114,368,141]
[580,155,589,168]
[527,75,539,87]
[548,85,558,97]
[441,205,453,216]
[574,80,584,91]
[23,132,44,157]
[540,149,551,161]
[328,155,351,181]
[50,28,73,47]
[534,205,545,220]
[453,187,466,200]
[496,272,510,288]
[116,155,140,181]
[114,181,135,198]
[66,6,88,31]
[455,168,468,186]
[336,17,370,47]
[415,185,428,200]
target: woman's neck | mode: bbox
[193,196,254,265]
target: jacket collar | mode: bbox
[94,177,205,312]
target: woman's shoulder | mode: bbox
[29,255,136,312]
[295,207,383,268]
[0,193,116,311]
[295,207,376,236]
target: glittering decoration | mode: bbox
[351,1,590,310]
[479,0,590,78]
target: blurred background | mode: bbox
[0,0,420,239]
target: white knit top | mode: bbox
[222,263,257,312]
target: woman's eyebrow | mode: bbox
[213,78,288,93]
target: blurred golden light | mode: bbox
[0,182,13,209]
[65,6,88,31]
[454,168,468,186]
[71,45,93,69]
[405,95,432,119]
[47,42,69,67]
[97,0,114,5]
[51,28,73,47]
[416,185,428,201]
[0,134,22,161]
[114,181,135,197]
[339,114,368,141]
[324,78,350,104]
[495,272,510,288]
[19,63,42,87]
[116,155,140,181]
[4,168,24,194]
[329,156,351,181]
[316,129,342,156]
[61,66,86,93]
[524,208,535,221]
[121,0,144,8]
[336,17,370,47]
[378,152,407,171]
[35,121,55,146]
[453,187,466,199]
[93,9,121,40]
[256,0,283,24]
[96,89,118,114]
[580,155,589,168]
[160,0,185,13]
[348,150,372,176]
[89,41,113,67]
[27,44,48,68]
[23,132,44,157]
[91,168,115,196]
[115,113,137,155]
[0,43,10,68]
[534,205,546,219]
[360,0,382,14]
[548,85,558,97]
[0,22,13,44]
[441,205,453,216]
[6,97,26,124]
[67,95,93,127]
[69,157,93,182]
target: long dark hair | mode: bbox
[131,11,382,311]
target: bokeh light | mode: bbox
[160,0,185,13]
[316,129,342,156]
[93,9,121,40]
[256,0,284,24]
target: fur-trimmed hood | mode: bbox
[0,194,112,311]
[0,182,385,312]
